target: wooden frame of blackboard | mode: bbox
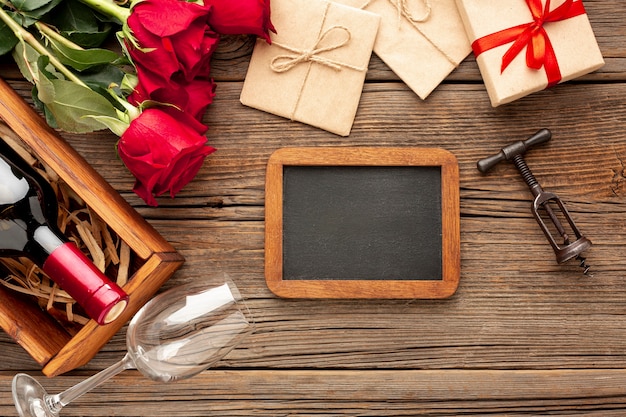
[265,147,460,299]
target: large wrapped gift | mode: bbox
[456,0,604,107]
[336,0,471,99]
[240,0,380,136]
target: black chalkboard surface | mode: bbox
[265,147,460,299]
[282,166,442,281]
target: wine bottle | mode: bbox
[0,138,128,325]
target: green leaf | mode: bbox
[11,0,53,12]
[47,38,121,71]
[0,21,19,56]
[36,72,120,133]
[49,0,99,31]
[120,72,138,95]
[78,64,127,111]
[85,114,129,136]
[12,43,37,83]
[79,63,125,89]
[36,54,62,80]
[60,26,111,48]
[11,42,47,83]
[4,9,34,28]
[45,0,113,48]
[32,85,60,128]
[12,0,63,21]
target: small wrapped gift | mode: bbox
[240,0,380,136]
[456,0,604,107]
[336,0,471,99]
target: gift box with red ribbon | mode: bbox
[456,0,604,107]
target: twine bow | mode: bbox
[391,0,431,26]
[266,1,368,121]
[362,0,431,24]
[360,0,455,65]
[472,0,587,87]
[270,25,367,73]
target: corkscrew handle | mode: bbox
[477,128,552,173]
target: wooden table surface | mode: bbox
[1,0,626,415]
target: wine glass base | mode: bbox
[12,373,59,417]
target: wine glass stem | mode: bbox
[47,353,134,412]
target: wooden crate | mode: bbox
[0,78,185,377]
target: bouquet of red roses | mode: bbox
[0,0,274,206]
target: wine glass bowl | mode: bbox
[12,276,254,416]
[127,280,254,382]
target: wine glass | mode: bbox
[12,276,255,417]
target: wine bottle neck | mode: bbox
[22,224,67,266]
[33,225,65,254]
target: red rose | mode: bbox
[125,0,219,95]
[118,108,215,206]
[129,76,216,122]
[125,0,275,125]
[206,0,276,43]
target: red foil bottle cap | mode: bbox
[42,242,129,325]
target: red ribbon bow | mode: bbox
[472,0,586,87]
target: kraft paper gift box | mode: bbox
[336,0,471,99]
[455,0,604,107]
[240,0,380,136]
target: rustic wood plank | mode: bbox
[2,370,626,416]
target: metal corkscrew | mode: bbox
[477,128,592,275]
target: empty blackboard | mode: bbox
[265,147,460,299]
